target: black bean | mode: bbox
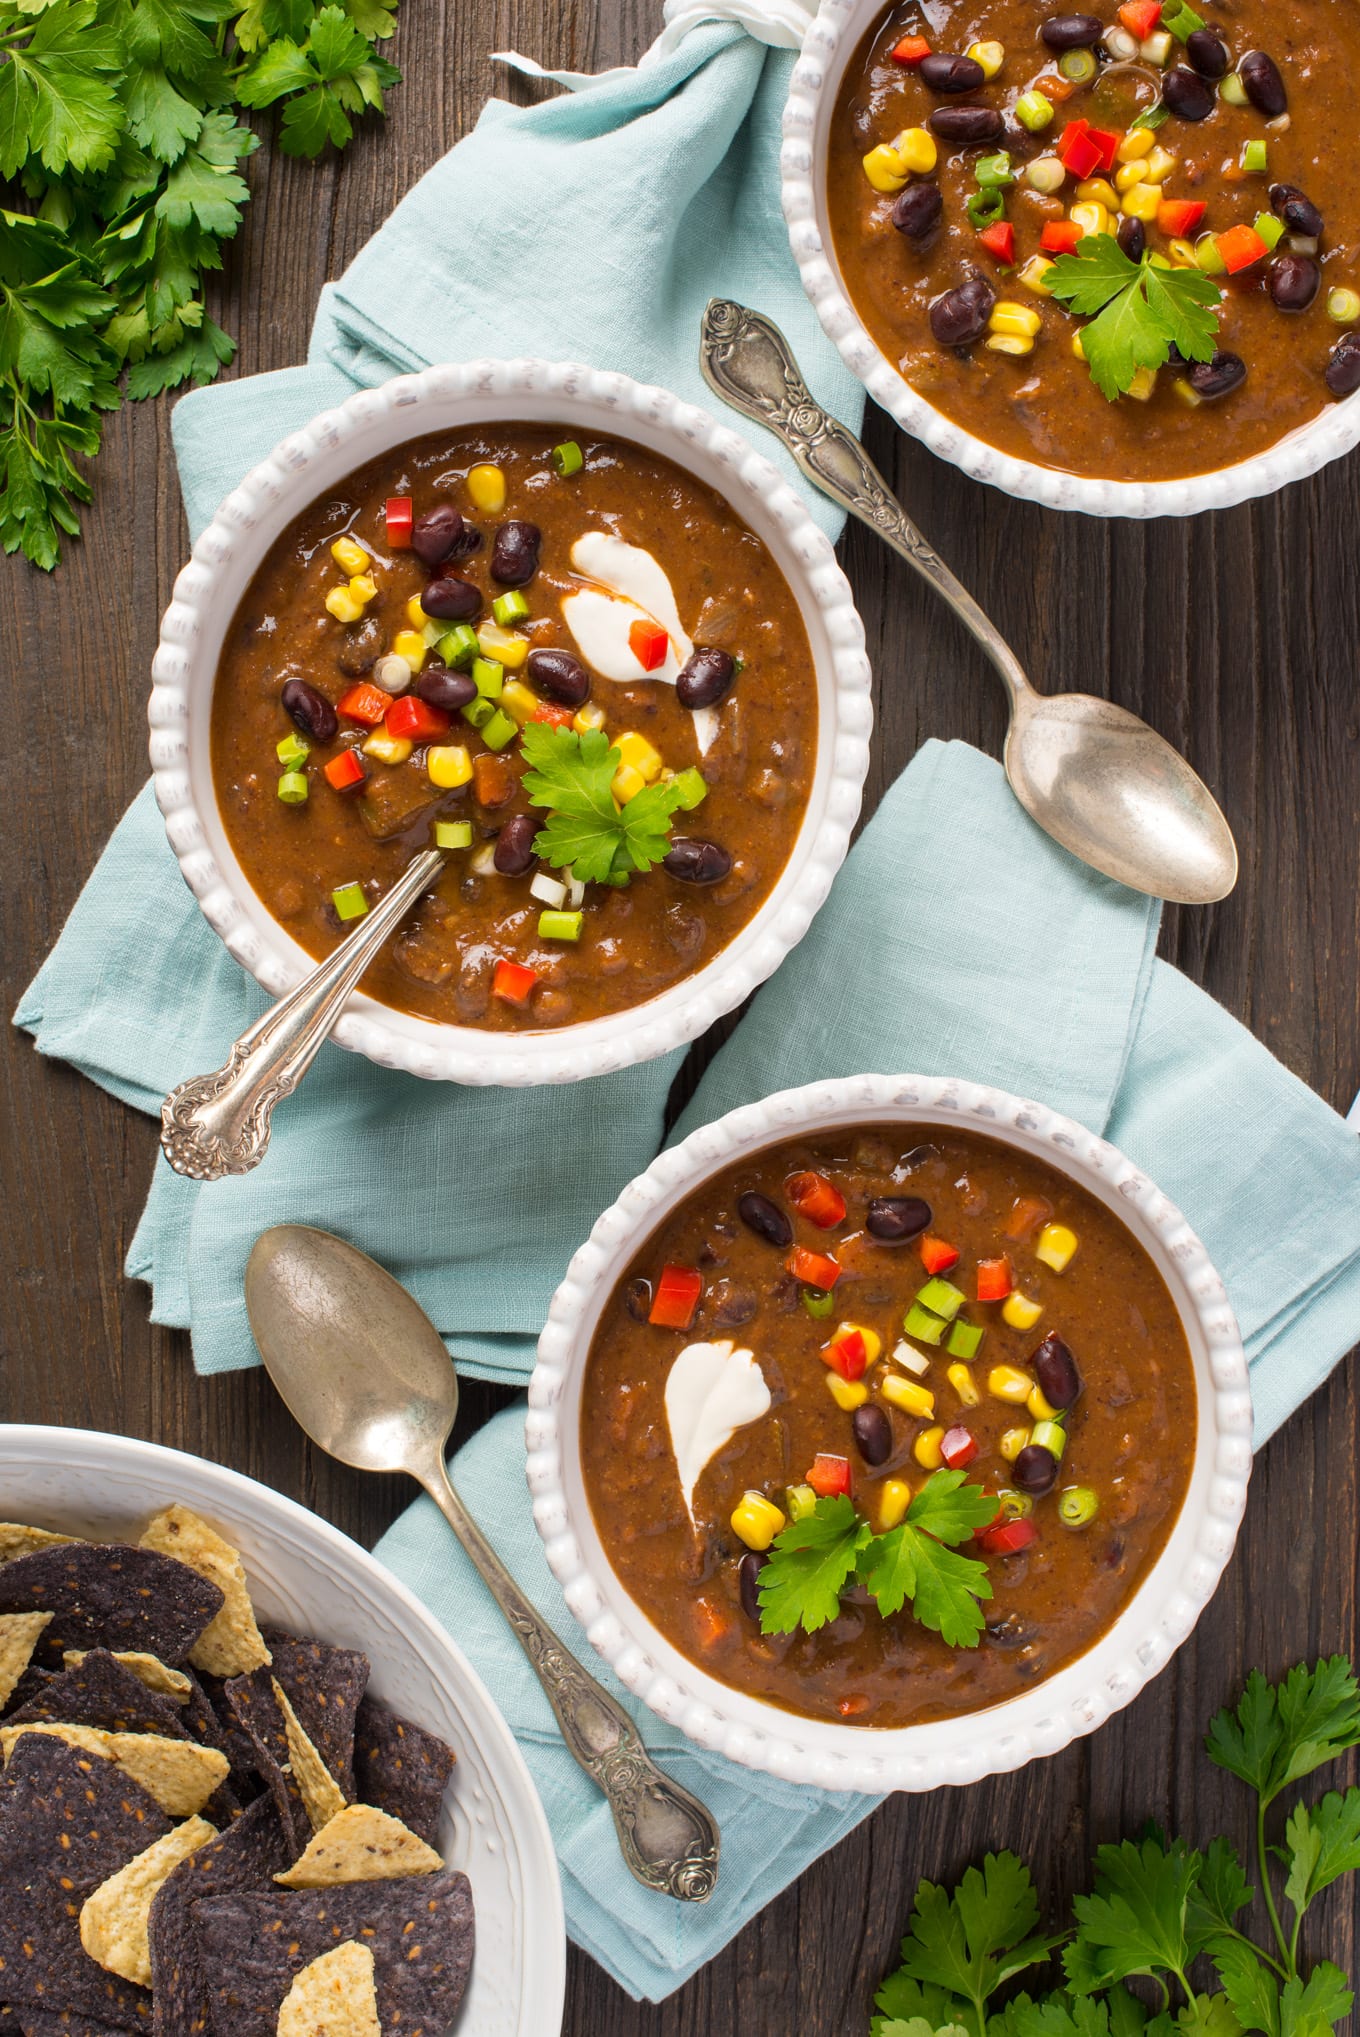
[416,665,477,713]
[422,576,482,621]
[929,273,995,347]
[1326,332,1360,397]
[928,104,1004,145]
[1041,12,1102,48]
[898,1143,937,1172]
[852,1404,893,1467]
[624,1276,652,1322]
[1269,182,1323,238]
[280,677,337,743]
[983,1613,1033,1650]
[736,1190,792,1247]
[891,181,944,242]
[1239,49,1286,116]
[336,616,383,677]
[663,838,732,884]
[738,1552,767,1621]
[1012,1444,1058,1496]
[1116,215,1146,263]
[1162,66,1215,120]
[493,814,539,875]
[709,1278,759,1328]
[526,646,590,708]
[919,51,985,91]
[866,1195,932,1243]
[1031,1332,1082,1409]
[491,519,541,587]
[1188,350,1246,399]
[412,504,477,568]
[676,647,736,710]
[1184,27,1229,77]
[1269,253,1319,312]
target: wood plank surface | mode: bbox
[2,0,1359,2027]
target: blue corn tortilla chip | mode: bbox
[257,1633,368,1798]
[218,1677,309,1858]
[146,1797,290,2037]
[1,1667,51,1719]
[8,1653,196,1740]
[0,1550,223,1669]
[351,1701,455,1851]
[8,2012,127,2037]
[191,1872,474,2037]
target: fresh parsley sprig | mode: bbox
[520,722,692,886]
[1046,234,1220,402]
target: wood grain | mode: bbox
[2,0,1359,2026]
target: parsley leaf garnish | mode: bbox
[520,722,691,886]
[756,1494,870,1636]
[874,1853,1062,2037]
[1046,234,1220,401]
[1206,1657,1360,1806]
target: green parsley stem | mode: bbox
[1256,1799,1292,1972]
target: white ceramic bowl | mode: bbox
[782,0,1360,518]
[527,1072,1253,1794]
[0,1426,565,2037]
[149,362,872,1085]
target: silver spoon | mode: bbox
[700,299,1238,905]
[244,1223,721,1905]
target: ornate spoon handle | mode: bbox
[699,297,1032,707]
[422,1455,720,1903]
[160,849,444,1182]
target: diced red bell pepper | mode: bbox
[979,1517,1037,1557]
[940,1424,979,1469]
[628,618,670,672]
[1058,120,1103,179]
[1118,0,1161,37]
[692,1595,732,1649]
[976,1255,1013,1303]
[786,1245,843,1291]
[786,1170,847,1229]
[822,1329,867,1382]
[806,1453,852,1500]
[1041,220,1083,255]
[532,703,576,728]
[649,1262,703,1330]
[491,958,538,1008]
[890,32,931,62]
[1158,198,1206,236]
[1087,126,1121,172]
[1005,1194,1053,1239]
[337,682,394,727]
[919,1235,960,1275]
[386,695,451,742]
[977,221,1015,265]
[385,496,413,548]
[1216,223,1269,273]
[324,750,366,792]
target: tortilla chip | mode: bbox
[9,2013,126,2037]
[0,1547,223,1668]
[0,1524,74,1565]
[79,1820,216,1989]
[64,1656,191,1703]
[137,1511,269,1682]
[275,1943,380,2037]
[258,1634,368,1799]
[220,1679,309,1856]
[273,1683,344,1835]
[350,1700,455,1850]
[10,1652,197,1741]
[274,1804,442,1889]
[0,1613,53,1710]
[147,1797,290,2037]
[0,1725,229,1819]
[192,1872,475,2037]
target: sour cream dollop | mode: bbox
[561,533,720,755]
[664,1339,771,1524]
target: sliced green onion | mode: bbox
[461,696,496,730]
[915,1277,965,1321]
[276,732,310,769]
[1241,138,1269,173]
[551,440,584,477]
[434,819,472,849]
[538,908,583,942]
[277,769,308,804]
[1059,46,1096,82]
[440,623,480,669]
[1254,211,1286,250]
[492,590,530,627]
[996,1489,1034,1521]
[1014,90,1055,133]
[966,186,1006,228]
[331,881,368,922]
[946,1318,985,1361]
[481,709,519,751]
[802,1288,836,1320]
[1327,287,1360,324]
[1130,100,1171,131]
[1162,2,1204,39]
[1139,28,1173,63]
[472,657,504,699]
[1194,231,1227,274]
[421,619,445,648]
[1219,70,1249,105]
[1058,1485,1099,1527]
[671,766,708,810]
[1026,154,1066,193]
[975,150,1014,189]
[1030,1418,1068,1462]
[784,1481,818,1521]
[902,1301,947,1345]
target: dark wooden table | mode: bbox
[5,1,1359,2028]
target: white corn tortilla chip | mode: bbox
[80,1815,216,1986]
[273,1679,346,1833]
[0,1722,229,1816]
[63,1649,192,1700]
[276,1941,381,2037]
[0,1523,74,1564]
[139,1504,270,1679]
[0,1610,53,1708]
[274,1802,442,1888]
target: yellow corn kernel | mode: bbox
[838,1322,883,1365]
[477,623,529,670]
[988,1364,1034,1404]
[881,1374,935,1419]
[1019,255,1056,295]
[362,729,412,766]
[615,731,663,782]
[1115,159,1149,193]
[1002,1292,1044,1331]
[1116,127,1155,162]
[1069,200,1110,238]
[467,463,506,513]
[826,1374,869,1412]
[946,1361,980,1408]
[1124,365,1158,401]
[1027,1383,1060,1421]
[501,679,540,727]
[348,574,377,607]
[330,535,368,576]
[862,143,910,193]
[1036,1222,1078,1272]
[878,1479,912,1531]
[1144,145,1176,183]
[1172,377,1203,408]
[324,585,364,624]
[574,703,607,733]
[1071,330,1087,360]
[1075,177,1118,209]
[999,1425,1031,1462]
[391,628,428,673]
[989,300,1042,338]
[612,763,647,805]
[730,1490,785,1552]
[1166,236,1196,266]
[986,334,1034,357]
[967,38,1005,77]
[406,594,430,630]
[913,1426,945,1471]
[1121,182,1162,221]
[890,125,937,174]
[426,744,472,790]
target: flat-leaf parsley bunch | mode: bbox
[0,0,403,569]
[873,1657,1360,2037]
